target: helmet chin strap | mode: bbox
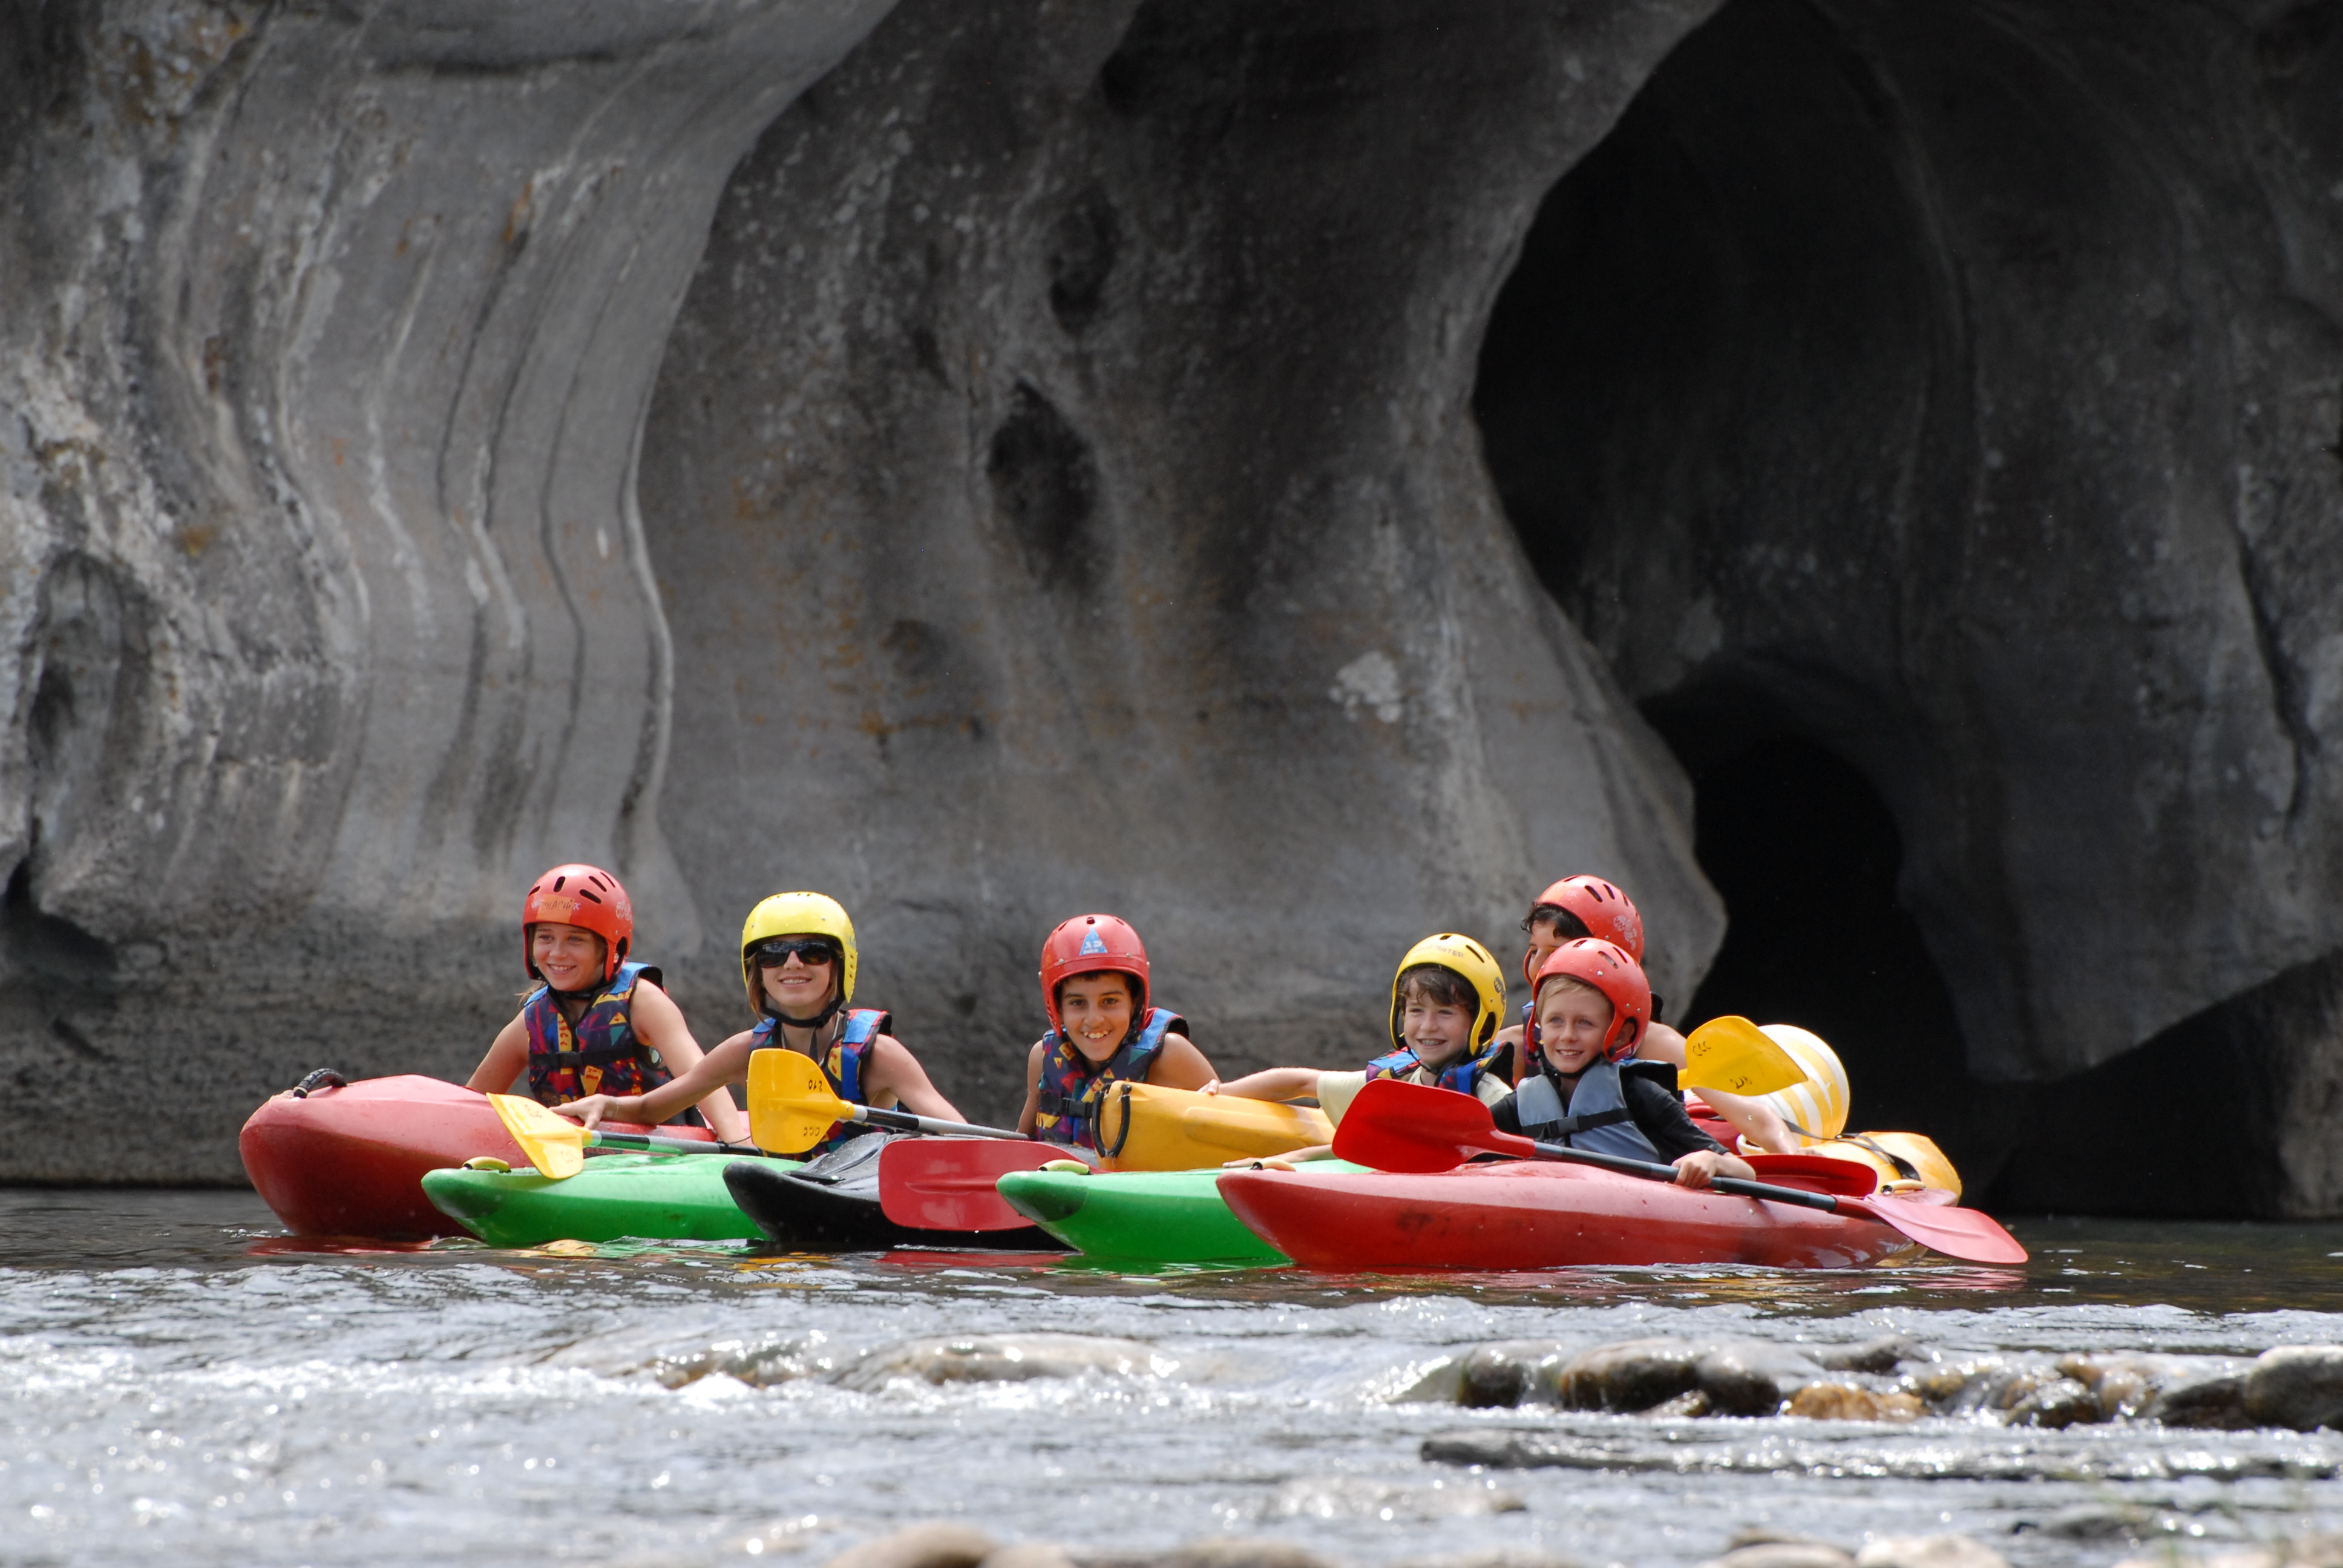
[768,996,845,1033]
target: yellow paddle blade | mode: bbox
[746,1047,854,1154]
[488,1093,587,1180]
[1681,1015,1807,1097]
[1095,1083,1334,1171]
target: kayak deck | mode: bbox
[726,1139,1066,1253]
[1218,1160,1930,1271]
[422,1152,776,1247]
[998,1161,1368,1266]
[238,1075,716,1240]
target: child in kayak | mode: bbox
[465,864,749,1140]
[551,891,963,1155]
[1015,915,1219,1153]
[1204,933,1515,1149]
[1492,874,1795,1154]
[1496,938,1755,1189]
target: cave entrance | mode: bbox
[1471,0,2028,1186]
[1662,731,1996,1163]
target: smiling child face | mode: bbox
[1399,988,1476,1070]
[1535,979,1616,1078]
[757,943,839,1020]
[1055,973,1136,1063]
[529,921,608,992]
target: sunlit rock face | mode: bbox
[637,0,1726,1112]
[0,0,894,1178]
[1476,0,2343,1213]
[1,0,1728,1176]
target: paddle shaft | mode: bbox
[583,1131,768,1158]
[1513,1132,1843,1212]
[847,1105,1027,1142]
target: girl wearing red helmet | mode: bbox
[1015,915,1219,1152]
[464,864,748,1140]
[1489,939,1756,1190]
[1489,874,1795,1155]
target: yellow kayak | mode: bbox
[1092,1083,1332,1170]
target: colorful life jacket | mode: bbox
[750,1008,891,1161]
[1510,1058,1665,1163]
[525,961,664,1097]
[1366,1037,1508,1097]
[1033,1007,1187,1152]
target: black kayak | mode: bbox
[723,1134,1066,1253]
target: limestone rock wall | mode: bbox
[635,0,1727,1112]
[0,0,894,1178]
[1475,0,2343,1210]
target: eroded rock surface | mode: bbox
[1476,0,2343,1211]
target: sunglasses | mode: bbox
[750,938,838,969]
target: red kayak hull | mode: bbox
[1216,1161,1921,1270]
[238,1076,712,1239]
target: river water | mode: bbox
[4,1190,2339,1568]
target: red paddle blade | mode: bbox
[1741,1152,1879,1198]
[1329,1077,1521,1172]
[1843,1194,2029,1265]
[877,1138,1062,1230]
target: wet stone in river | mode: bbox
[834,1333,1173,1390]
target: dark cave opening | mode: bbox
[1657,728,2012,1181]
[1471,0,2028,1191]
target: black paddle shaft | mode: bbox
[588,1131,771,1158]
[1521,1136,1842,1214]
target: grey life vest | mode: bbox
[1513,1059,1663,1163]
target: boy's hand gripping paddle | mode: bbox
[488,1093,761,1180]
[1679,1016,1806,1097]
[1328,1077,2027,1266]
[747,1048,1027,1153]
[875,1138,1068,1230]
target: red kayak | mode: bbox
[1217,1160,1941,1270]
[239,1074,713,1239]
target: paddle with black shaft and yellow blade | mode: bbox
[747,1048,1027,1153]
[1328,1078,2028,1265]
[488,1093,765,1181]
[1679,1015,1806,1097]
[876,1138,1070,1230]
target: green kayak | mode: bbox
[421,1152,793,1247]
[995,1161,1366,1266]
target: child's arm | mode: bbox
[629,982,750,1143]
[1015,1040,1048,1137]
[1670,1149,1757,1189]
[464,1014,530,1093]
[863,1034,968,1123]
[555,1031,755,1133]
[1144,1033,1218,1091]
[1200,1067,1320,1102]
[1689,1086,1797,1154]
[1636,1020,1688,1067]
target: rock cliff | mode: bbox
[6,0,2342,1209]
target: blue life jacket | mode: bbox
[1511,1058,1664,1163]
[750,1008,891,1160]
[1366,1037,1507,1097]
[525,961,702,1125]
[1033,1007,1187,1152]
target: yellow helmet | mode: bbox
[739,892,858,1016]
[1388,933,1508,1053]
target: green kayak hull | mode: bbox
[995,1161,1366,1266]
[421,1153,791,1247]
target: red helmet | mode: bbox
[522,864,632,986]
[1532,938,1650,1063]
[1038,914,1150,1033]
[1522,874,1643,982]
